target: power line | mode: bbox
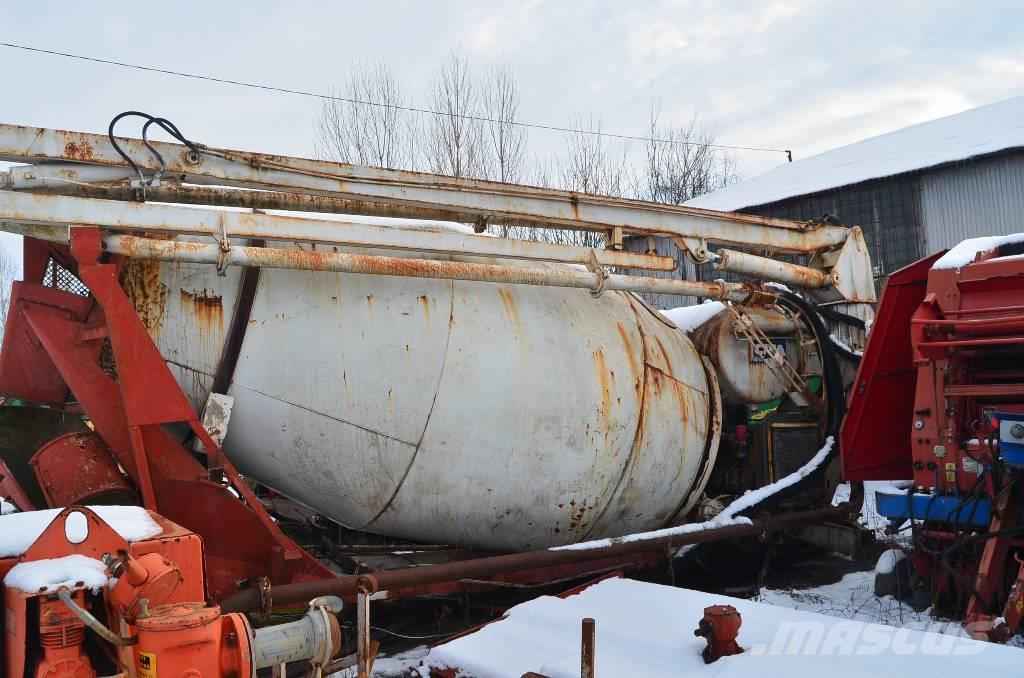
[0,41,793,158]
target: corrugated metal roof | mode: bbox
[686,95,1024,212]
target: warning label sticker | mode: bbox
[139,651,157,678]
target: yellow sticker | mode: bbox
[139,651,157,678]
[1016,598,1023,615]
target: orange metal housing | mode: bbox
[1,507,206,678]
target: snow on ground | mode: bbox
[0,506,162,558]
[660,301,726,331]
[3,554,108,593]
[932,233,1024,269]
[417,576,1019,677]
[1,496,16,515]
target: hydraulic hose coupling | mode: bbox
[694,604,744,664]
[250,596,344,670]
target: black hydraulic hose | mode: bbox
[828,336,863,364]
[108,111,200,187]
[940,523,1024,612]
[817,306,867,330]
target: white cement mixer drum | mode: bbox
[125,250,720,550]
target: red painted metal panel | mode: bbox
[840,251,945,481]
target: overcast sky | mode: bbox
[3,0,1024,268]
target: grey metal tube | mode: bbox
[715,249,833,289]
[102,234,756,302]
[251,604,340,669]
[57,588,138,647]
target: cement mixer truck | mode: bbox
[0,114,876,604]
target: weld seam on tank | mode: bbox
[666,354,723,525]
[361,279,456,531]
[228,380,419,447]
[575,296,653,541]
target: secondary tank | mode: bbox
[123,243,721,551]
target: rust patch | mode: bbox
[568,498,595,536]
[417,295,433,329]
[593,348,613,430]
[653,335,673,372]
[63,140,95,161]
[120,258,168,335]
[496,288,521,328]
[179,288,224,334]
[616,322,641,384]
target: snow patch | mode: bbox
[874,548,907,575]
[553,437,835,552]
[932,233,1024,269]
[829,335,863,357]
[0,506,162,558]
[421,576,1017,678]
[660,300,725,331]
[4,554,108,593]
[1,497,16,515]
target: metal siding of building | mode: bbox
[622,236,699,310]
[920,152,1024,254]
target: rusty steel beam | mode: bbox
[0,190,676,272]
[714,249,834,288]
[219,506,848,613]
[22,180,478,225]
[98,234,754,301]
[0,123,850,253]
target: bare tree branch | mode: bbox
[423,49,488,179]
[314,61,411,169]
[482,60,527,184]
[636,99,737,205]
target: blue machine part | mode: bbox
[875,489,991,526]
[996,411,1024,468]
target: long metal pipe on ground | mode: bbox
[219,507,848,613]
[102,234,758,302]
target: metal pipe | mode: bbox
[0,123,851,253]
[715,249,833,289]
[251,600,342,669]
[0,190,675,272]
[219,507,846,613]
[15,180,477,225]
[57,588,138,647]
[102,234,755,302]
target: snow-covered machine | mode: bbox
[0,113,881,673]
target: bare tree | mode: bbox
[0,246,15,341]
[637,101,737,205]
[540,115,630,247]
[423,50,488,179]
[558,114,628,199]
[314,61,410,168]
[482,60,526,184]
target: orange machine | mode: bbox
[0,506,341,677]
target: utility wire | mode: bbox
[0,41,793,158]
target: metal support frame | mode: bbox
[0,121,877,308]
[0,228,333,599]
